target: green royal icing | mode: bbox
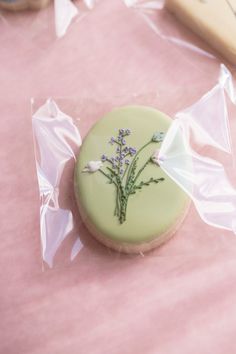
[74,106,189,245]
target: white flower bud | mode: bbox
[83,161,103,173]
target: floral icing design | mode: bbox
[83,128,165,224]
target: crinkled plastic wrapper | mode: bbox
[32,65,236,270]
[0,0,98,41]
[30,0,236,269]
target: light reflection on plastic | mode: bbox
[33,99,82,267]
[54,0,78,38]
[54,0,97,38]
[158,65,236,233]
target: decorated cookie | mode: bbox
[165,0,236,65]
[0,0,51,11]
[74,106,190,254]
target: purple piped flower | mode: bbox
[121,153,125,159]
[121,139,126,145]
[125,159,130,165]
[119,128,125,135]
[123,147,129,154]
[101,154,107,162]
[116,147,120,153]
[109,137,115,145]
[129,147,137,156]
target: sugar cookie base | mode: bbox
[0,0,51,11]
[166,0,236,65]
[77,197,191,254]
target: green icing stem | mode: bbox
[96,136,165,224]
[125,140,151,190]
[74,106,189,245]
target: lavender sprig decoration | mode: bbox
[84,128,165,224]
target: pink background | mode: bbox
[1,1,236,353]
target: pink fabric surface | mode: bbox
[1,1,236,353]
